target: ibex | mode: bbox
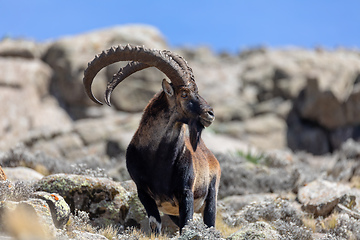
[83,45,221,234]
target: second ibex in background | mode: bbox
[83,45,221,234]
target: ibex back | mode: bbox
[83,45,221,234]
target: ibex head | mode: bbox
[83,45,215,150]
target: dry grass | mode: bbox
[98,225,119,240]
[65,212,122,239]
[215,209,242,237]
[303,212,340,234]
[121,227,173,240]
[302,215,317,233]
[323,213,338,230]
[350,176,360,189]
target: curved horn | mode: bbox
[104,50,197,106]
[163,50,195,82]
[104,61,150,106]
[83,44,193,105]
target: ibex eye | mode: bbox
[181,92,188,98]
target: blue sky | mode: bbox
[1,1,359,53]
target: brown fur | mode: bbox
[82,46,221,234]
[126,86,221,233]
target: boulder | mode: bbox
[3,167,44,181]
[33,191,71,228]
[34,174,144,227]
[295,78,347,129]
[298,179,358,217]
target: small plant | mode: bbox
[236,149,264,165]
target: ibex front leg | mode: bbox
[178,188,194,233]
[203,176,217,227]
[137,189,162,234]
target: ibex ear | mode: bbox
[162,79,174,97]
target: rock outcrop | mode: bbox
[1,25,360,154]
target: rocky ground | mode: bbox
[1,25,360,239]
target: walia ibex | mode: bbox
[83,45,221,234]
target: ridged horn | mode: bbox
[83,44,194,105]
[104,61,150,106]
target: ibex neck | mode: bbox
[133,92,185,151]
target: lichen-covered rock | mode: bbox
[34,174,142,227]
[227,221,280,240]
[33,191,71,228]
